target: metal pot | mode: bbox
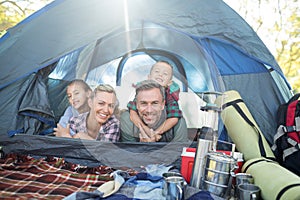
[201,152,237,198]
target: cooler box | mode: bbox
[181,147,196,183]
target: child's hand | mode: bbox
[53,123,71,138]
[154,133,162,141]
[155,129,164,135]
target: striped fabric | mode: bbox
[0,154,135,200]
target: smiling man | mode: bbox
[120,80,188,142]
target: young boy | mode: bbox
[58,79,92,128]
[127,60,182,142]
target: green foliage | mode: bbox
[0,0,51,37]
[276,10,300,93]
[225,0,299,94]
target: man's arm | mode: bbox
[120,111,139,142]
[129,109,153,138]
[172,117,189,142]
[139,124,161,142]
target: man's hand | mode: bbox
[139,124,153,138]
[138,124,162,142]
[53,123,72,138]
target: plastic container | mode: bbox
[181,147,196,183]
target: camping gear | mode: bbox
[235,173,254,186]
[181,147,242,185]
[190,92,223,188]
[237,184,261,200]
[234,173,255,198]
[198,92,223,151]
[162,172,187,200]
[181,147,196,184]
[233,152,244,174]
[190,135,212,188]
[272,93,300,176]
[242,157,300,200]
[215,90,275,161]
[201,152,237,198]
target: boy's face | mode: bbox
[148,62,173,87]
[67,83,90,111]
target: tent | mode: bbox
[0,0,292,169]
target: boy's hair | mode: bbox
[68,79,92,92]
[150,60,174,76]
[135,80,165,101]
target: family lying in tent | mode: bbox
[54,61,189,143]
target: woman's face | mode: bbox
[90,91,116,124]
[67,83,90,113]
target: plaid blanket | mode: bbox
[0,153,136,200]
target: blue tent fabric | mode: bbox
[0,0,288,87]
[200,38,270,75]
[0,0,293,169]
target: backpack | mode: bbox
[272,93,300,176]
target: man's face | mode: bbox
[89,91,116,124]
[136,88,165,128]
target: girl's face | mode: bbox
[148,62,173,87]
[67,83,90,112]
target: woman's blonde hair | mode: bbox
[92,84,120,117]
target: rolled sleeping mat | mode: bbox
[215,90,275,161]
[242,157,300,200]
